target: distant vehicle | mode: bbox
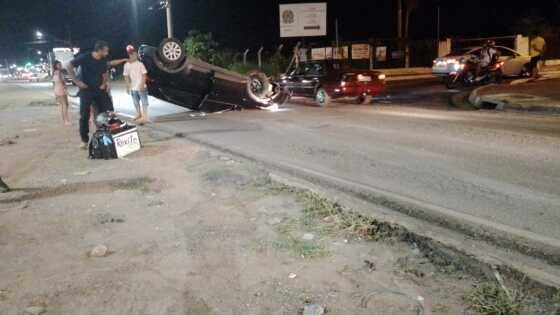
[52,47,78,83]
[139,38,288,113]
[0,68,10,81]
[21,70,48,82]
[433,46,531,78]
[278,60,386,106]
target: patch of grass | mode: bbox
[110,177,154,193]
[204,169,228,182]
[256,176,398,240]
[269,217,327,258]
[298,191,397,241]
[466,282,525,315]
[271,236,327,258]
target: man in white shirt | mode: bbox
[123,45,150,123]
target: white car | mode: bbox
[433,46,531,77]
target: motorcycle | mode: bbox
[445,55,504,89]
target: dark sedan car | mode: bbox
[139,38,288,113]
[279,60,386,106]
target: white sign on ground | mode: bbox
[113,128,141,158]
[279,3,327,38]
[352,44,370,60]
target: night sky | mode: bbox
[0,0,558,62]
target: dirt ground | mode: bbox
[0,83,476,314]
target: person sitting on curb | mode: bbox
[0,177,9,193]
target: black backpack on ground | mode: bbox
[89,129,118,160]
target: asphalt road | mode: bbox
[14,79,560,241]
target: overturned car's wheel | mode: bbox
[246,71,289,107]
[158,38,186,69]
[247,71,272,101]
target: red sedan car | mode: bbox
[279,60,386,106]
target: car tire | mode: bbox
[315,88,331,107]
[247,71,272,103]
[157,38,186,70]
[445,75,460,89]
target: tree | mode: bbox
[512,12,554,36]
[182,30,219,64]
[404,0,419,68]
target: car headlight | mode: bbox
[378,74,386,80]
[452,63,464,71]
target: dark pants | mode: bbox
[530,55,542,76]
[79,89,107,143]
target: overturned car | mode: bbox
[139,38,289,113]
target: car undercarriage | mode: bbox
[139,39,289,113]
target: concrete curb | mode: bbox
[149,122,560,268]
[468,84,560,113]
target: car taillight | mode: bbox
[378,74,386,80]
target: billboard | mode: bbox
[311,48,326,60]
[352,44,370,60]
[279,3,327,38]
[375,46,387,62]
[333,46,348,59]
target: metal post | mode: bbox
[286,42,301,74]
[166,0,174,38]
[335,19,339,49]
[257,46,264,69]
[397,0,403,38]
[243,49,250,65]
[369,44,374,70]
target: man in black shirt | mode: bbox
[68,40,111,149]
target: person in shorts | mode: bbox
[52,60,71,125]
[123,45,150,123]
[68,40,111,149]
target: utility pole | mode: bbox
[166,0,174,38]
[335,18,340,49]
[437,6,440,42]
[397,0,403,38]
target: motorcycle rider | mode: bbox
[476,40,497,80]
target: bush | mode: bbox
[182,30,291,77]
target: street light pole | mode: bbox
[166,0,174,38]
[437,6,440,42]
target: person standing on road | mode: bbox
[529,31,546,79]
[68,40,111,149]
[476,40,497,80]
[0,177,9,193]
[123,45,150,124]
[52,60,71,126]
